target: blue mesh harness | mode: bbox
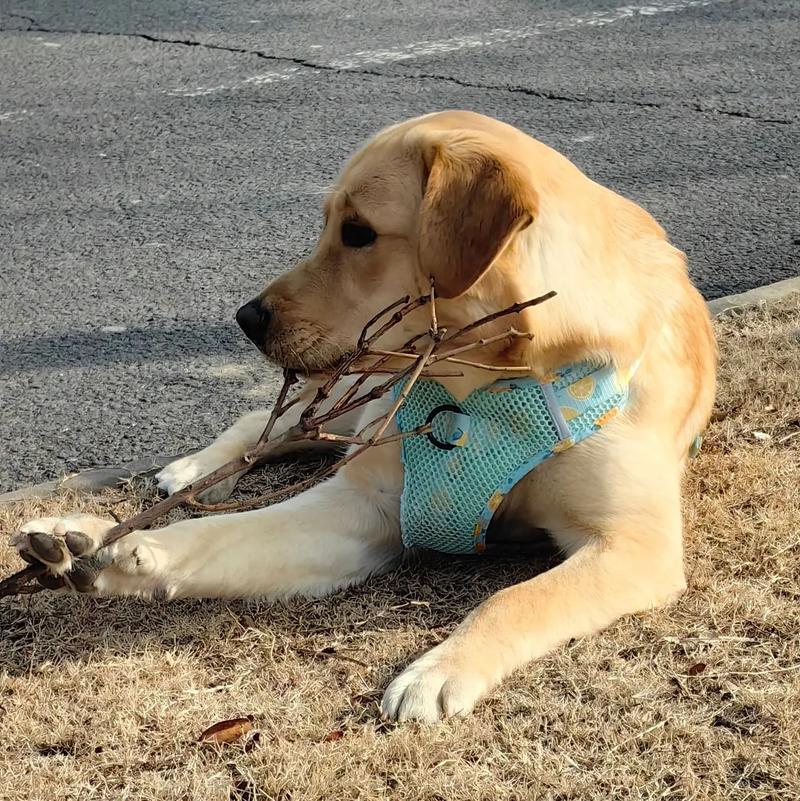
[393,362,634,554]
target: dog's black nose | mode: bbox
[236,299,271,348]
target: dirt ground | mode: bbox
[1,296,798,801]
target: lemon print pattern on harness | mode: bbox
[394,361,635,554]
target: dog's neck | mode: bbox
[429,211,673,400]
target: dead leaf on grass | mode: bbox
[199,717,254,745]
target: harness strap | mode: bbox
[540,381,572,442]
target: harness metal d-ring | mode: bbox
[425,403,464,451]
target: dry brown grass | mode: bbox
[1,296,799,801]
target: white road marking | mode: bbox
[170,0,731,98]
[244,67,301,86]
[0,109,31,123]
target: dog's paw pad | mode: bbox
[64,530,95,557]
[28,531,65,563]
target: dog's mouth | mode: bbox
[261,330,348,375]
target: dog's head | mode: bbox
[237,111,538,371]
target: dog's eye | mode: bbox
[341,221,377,248]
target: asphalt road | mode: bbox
[1,0,798,491]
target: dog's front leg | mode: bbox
[13,442,404,600]
[382,491,686,722]
[156,375,373,501]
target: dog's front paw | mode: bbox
[155,448,243,503]
[11,515,161,594]
[11,514,115,589]
[381,643,490,723]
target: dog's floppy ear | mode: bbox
[417,136,536,298]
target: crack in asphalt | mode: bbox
[4,15,363,75]
[410,71,664,108]
[688,103,794,125]
[408,71,793,124]
[3,16,794,126]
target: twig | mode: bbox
[187,462,332,513]
[191,420,435,514]
[102,429,302,546]
[430,356,529,373]
[608,720,667,753]
[429,277,441,341]
[345,367,463,378]
[440,290,556,344]
[363,294,430,349]
[368,423,433,446]
[165,303,491,515]
[430,329,534,363]
[357,295,410,349]
[253,369,299,451]
[362,339,436,444]
[367,349,529,373]
[0,565,44,596]
[300,296,427,428]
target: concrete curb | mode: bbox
[707,275,800,316]
[2,276,798,504]
[0,454,186,504]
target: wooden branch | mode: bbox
[1,286,557,598]
[429,277,441,341]
[362,294,429,349]
[300,295,428,429]
[312,359,418,427]
[369,422,433,446]
[363,349,418,360]
[357,369,463,378]
[104,430,303,548]
[187,461,335,513]
[433,356,529,373]
[357,295,410,349]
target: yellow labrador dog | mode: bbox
[13,111,716,722]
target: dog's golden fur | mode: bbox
[13,111,716,722]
